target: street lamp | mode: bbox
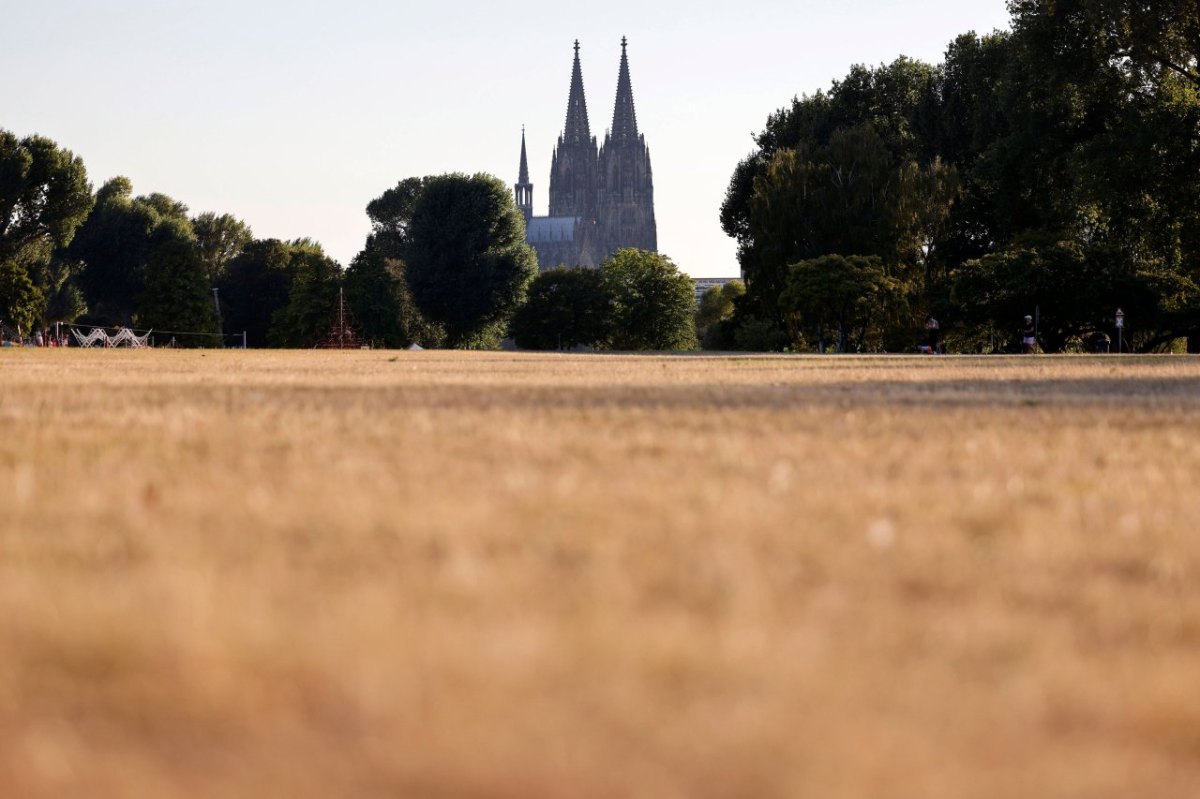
[212,287,224,349]
[1115,308,1125,354]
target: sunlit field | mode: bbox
[2,350,1198,798]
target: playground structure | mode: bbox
[70,327,153,348]
[317,288,366,349]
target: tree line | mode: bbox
[720,0,1200,353]
[0,136,698,350]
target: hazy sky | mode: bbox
[2,0,1012,277]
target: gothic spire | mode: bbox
[562,40,592,145]
[518,126,530,184]
[609,36,639,144]
[514,126,533,221]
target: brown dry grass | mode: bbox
[1,350,1199,798]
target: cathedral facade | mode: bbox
[515,39,657,270]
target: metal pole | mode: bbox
[243,331,247,350]
[212,288,224,348]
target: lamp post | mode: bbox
[1115,308,1125,354]
[212,287,224,349]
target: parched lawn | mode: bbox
[2,350,1199,798]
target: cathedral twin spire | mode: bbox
[543,39,640,160]
[519,38,657,265]
[562,40,593,146]
[609,37,640,145]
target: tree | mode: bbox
[510,268,613,350]
[217,239,301,347]
[0,130,93,268]
[403,173,537,348]
[364,177,427,258]
[138,221,220,346]
[267,241,342,348]
[696,281,745,331]
[601,249,697,351]
[780,255,904,353]
[948,242,1173,352]
[721,59,947,319]
[696,280,746,350]
[1007,0,1199,93]
[70,178,181,323]
[344,246,436,348]
[193,212,252,285]
[35,256,87,324]
[0,131,92,331]
[0,258,45,334]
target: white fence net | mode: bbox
[71,327,153,348]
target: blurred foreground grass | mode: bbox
[1,350,1198,798]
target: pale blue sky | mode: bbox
[2,0,1012,277]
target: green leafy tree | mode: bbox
[0,130,93,268]
[696,280,745,331]
[35,256,87,324]
[510,267,613,350]
[344,246,437,348]
[193,212,252,285]
[138,221,220,346]
[267,242,342,348]
[218,239,302,347]
[746,125,957,320]
[601,249,697,351]
[780,255,904,352]
[0,258,46,334]
[949,242,1173,352]
[70,178,190,324]
[721,58,949,327]
[364,177,427,259]
[138,193,190,222]
[0,131,92,331]
[403,173,537,348]
[696,280,746,350]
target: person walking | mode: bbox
[1021,315,1038,354]
[925,316,941,354]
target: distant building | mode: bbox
[516,39,656,270]
[693,277,742,306]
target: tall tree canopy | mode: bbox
[266,240,342,348]
[0,131,92,329]
[510,267,613,351]
[217,238,342,348]
[722,58,956,338]
[402,173,537,348]
[69,178,223,342]
[193,212,252,285]
[601,249,697,351]
[344,247,432,349]
[0,130,93,268]
[723,0,1200,351]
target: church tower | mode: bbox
[597,37,657,256]
[548,41,599,220]
[514,127,533,223]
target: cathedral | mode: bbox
[515,38,657,270]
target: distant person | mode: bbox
[925,316,941,354]
[1021,315,1037,354]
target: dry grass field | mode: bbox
[1,350,1199,799]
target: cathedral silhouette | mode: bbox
[516,38,657,270]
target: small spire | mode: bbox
[518,126,530,185]
[562,40,592,144]
[609,36,639,144]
